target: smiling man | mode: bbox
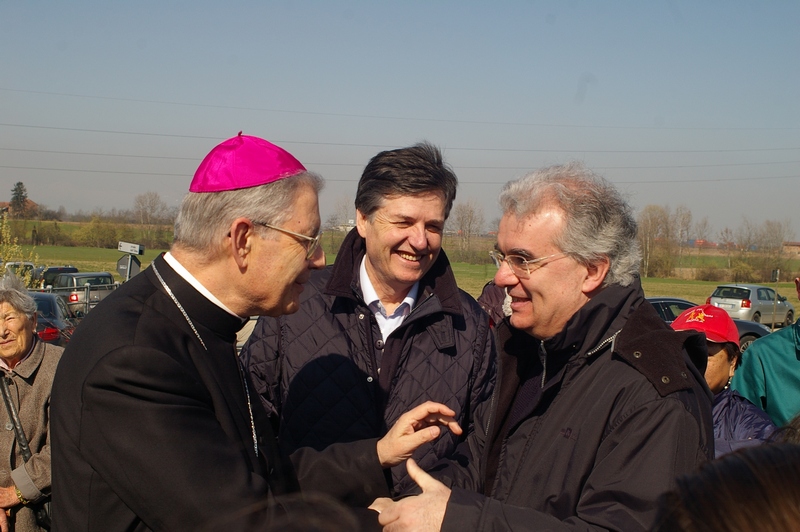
[371,162,715,531]
[50,135,462,531]
[242,142,495,495]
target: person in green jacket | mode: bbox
[731,277,800,426]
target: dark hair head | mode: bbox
[722,342,742,369]
[771,412,800,444]
[354,142,458,220]
[653,443,800,532]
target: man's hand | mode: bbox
[376,401,462,467]
[370,458,451,531]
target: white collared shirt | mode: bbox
[163,252,241,319]
[359,257,418,342]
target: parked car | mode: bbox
[647,296,772,351]
[706,284,795,327]
[4,261,36,279]
[29,291,79,346]
[41,265,78,288]
[51,271,118,314]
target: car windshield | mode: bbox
[712,287,750,300]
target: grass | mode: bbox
[23,245,167,282]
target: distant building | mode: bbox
[0,199,39,217]
[783,242,800,256]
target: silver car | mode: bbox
[707,283,795,327]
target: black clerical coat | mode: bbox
[50,255,387,531]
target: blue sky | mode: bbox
[1,1,798,237]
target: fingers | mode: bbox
[369,497,393,514]
[404,401,463,435]
[406,458,444,493]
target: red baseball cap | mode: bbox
[189,133,306,193]
[671,304,739,347]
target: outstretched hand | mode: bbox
[370,458,451,531]
[376,401,462,468]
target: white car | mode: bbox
[707,284,795,327]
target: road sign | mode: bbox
[117,254,142,281]
[118,241,145,255]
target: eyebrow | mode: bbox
[497,244,535,259]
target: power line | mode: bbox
[2,148,800,171]
[2,86,799,132]
[1,123,799,154]
[2,165,797,185]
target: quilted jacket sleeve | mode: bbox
[467,313,496,438]
[241,316,284,419]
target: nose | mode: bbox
[493,261,517,289]
[407,224,428,250]
[308,246,326,269]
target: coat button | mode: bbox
[681,372,688,378]
[358,313,365,320]
[662,376,670,384]
[376,340,384,349]
[367,376,373,383]
[633,351,642,358]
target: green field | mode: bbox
[22,245,797,302]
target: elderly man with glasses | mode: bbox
[50,134,462,531]
[241,142,495,496]
[371,162,714,532]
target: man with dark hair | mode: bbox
[371,162,713,531]
[242,142,495,495]
[50,134,462,531]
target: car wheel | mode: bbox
[752,312,761,324]
[739,334,758,352]
[785,311,795,328]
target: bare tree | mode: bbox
[133,192,169,248]
[759,219,794,260]
[637,205,671,277]
[451,199,485,251]
[735,217,759,255]
[717,227,735,269]
[694,217,712,242]
[673,205,693,267]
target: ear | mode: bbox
[356,209,369,238]
[582,257,610,295]
[228,217,255,269]
[729,360,736,379]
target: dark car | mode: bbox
[647,296,772,351]
[29,292,80,346]
[41,266,78,288]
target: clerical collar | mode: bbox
[163,252,240,319]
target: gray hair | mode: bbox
[173,172,324,252]
[0,274,36,319]
[498,162,641,287]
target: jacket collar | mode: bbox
[146,254,247,344]
[324,228,464,317]
[496,275,710,397]
[9,337,47,379]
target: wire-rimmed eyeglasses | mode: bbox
[253,221,322,260]
[489,250,566,279]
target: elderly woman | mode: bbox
[671,304,775,457]
[0,274,62,531]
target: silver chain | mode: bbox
[152,262,258,457]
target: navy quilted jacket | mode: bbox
[241,229,496,495]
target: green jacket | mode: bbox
[731,320,800,426]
